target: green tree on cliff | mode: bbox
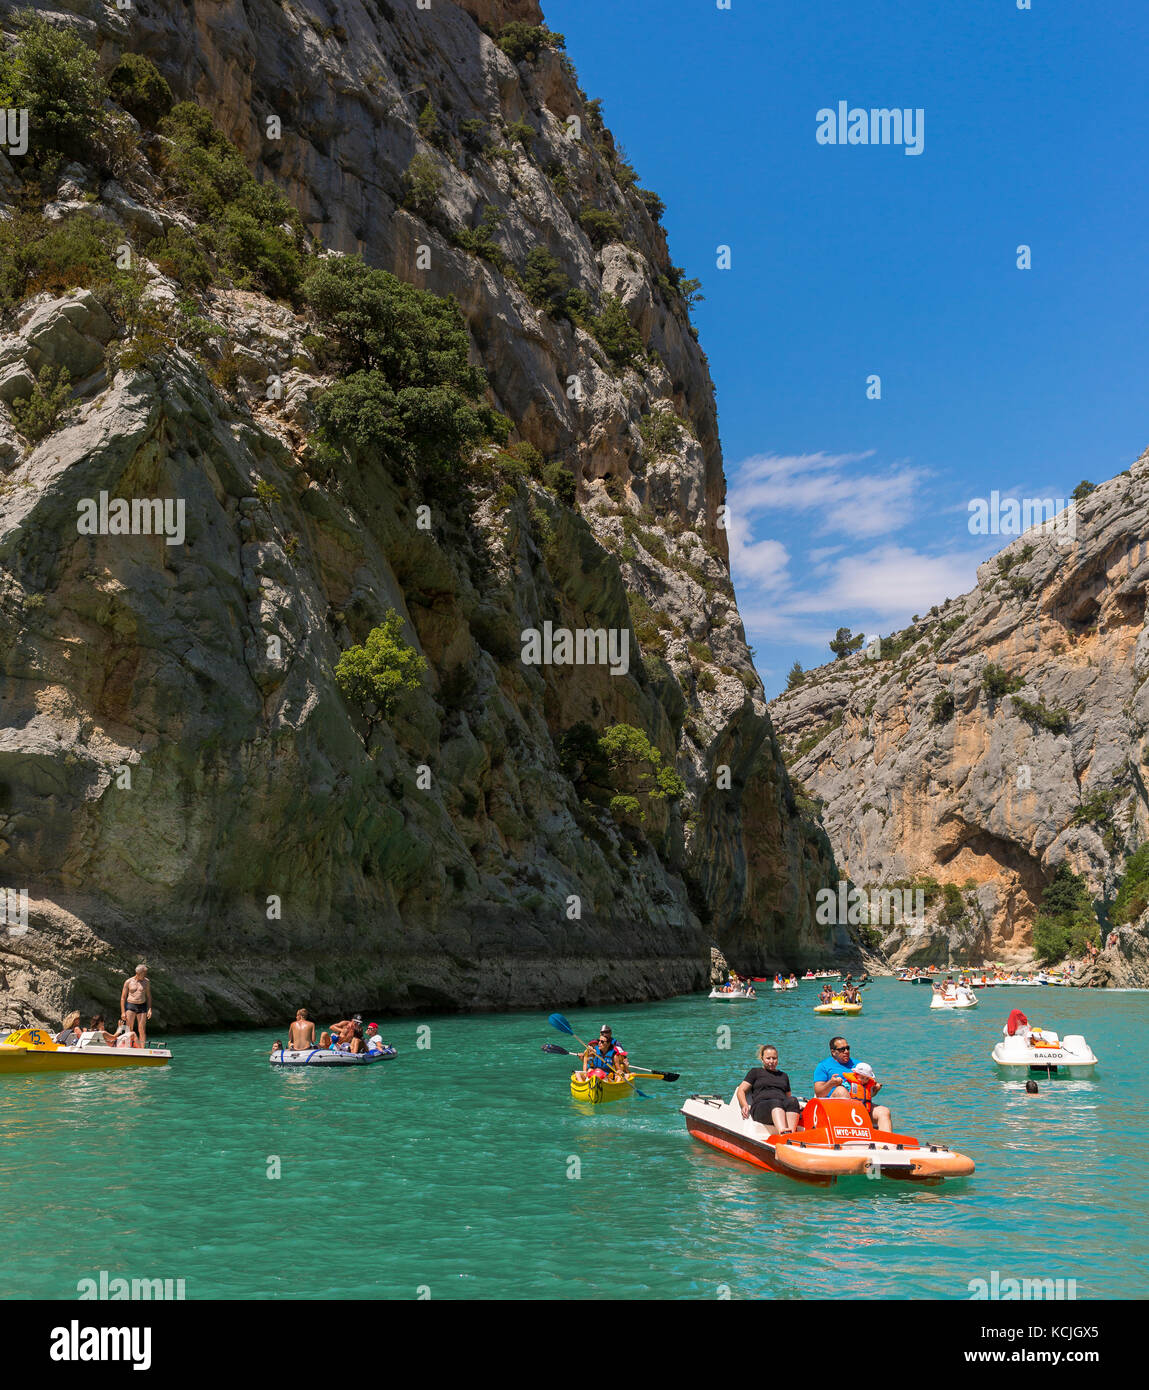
[335,610,427,746]
[829,627,864,660]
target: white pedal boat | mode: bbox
[930,987,978,1009]
[681,1093,974,1184]
[991,1028,1097,1075]
[708,987,756,1001]
[270,1045,397,1066]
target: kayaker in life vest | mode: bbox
[580,1026,623,1079]
[813,1036,893,1131]
[736,1044,801,1132]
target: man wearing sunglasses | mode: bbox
[813,1036,893,1131]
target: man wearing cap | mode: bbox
[813,1036,893,1130]
[365,1023,387,1054]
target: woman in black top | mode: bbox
[736,1044,802,1132]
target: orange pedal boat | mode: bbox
[681,1093,974,1185]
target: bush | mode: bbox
[829,627,864,660]
[521,246,583,322]
[931,691,955,725]
[558,721,607,784]
[542,461,577,506]
[159,102,307,298]
[108,52,173,129]
[590,295,643,370]
[334,609,427,740]
[1012,696,1070,735]
[402,152,443,217]
[939,883,967,926]
[496,23,565,63]
[303,256,508,484]
[1070,480,1095,501]
[9,365,73,441]
[792,711,843,760]
[505,119,535,150]
[458,119,489,153]
[638,410,683,458]
[416,101,447,150]
[579,208,623,249]
[304,254,478,380]
[637,188,665,223]
[146,225,215,292]
[452,205,510,273]
[598,723,683,806]
[0,17,107,162]
[1114,844,1149,925]
[1032,862,1099,963]
[0,210,122,315]
[254,479,281,510]
[983,663,1024,698]
[786,661,805,691]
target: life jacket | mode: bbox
[842,1070,875,1104]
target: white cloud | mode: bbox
[725,448,986,656]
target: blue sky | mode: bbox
[543,0,1149,696]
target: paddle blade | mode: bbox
[548,1012,575,1036]
[541,1044,572,1055]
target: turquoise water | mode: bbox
[2,981,1141,1300]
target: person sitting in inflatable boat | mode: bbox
[813,1037,894,1131]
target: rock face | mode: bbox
[0,1,838,1028]
[769,459,1149,969]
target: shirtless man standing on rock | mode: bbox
[119,965,153,1046]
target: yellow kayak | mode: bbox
[570,1072,636,1103]
[0,1027,171,1073]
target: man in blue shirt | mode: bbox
[813,1036,893,1131]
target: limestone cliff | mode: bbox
[769,456,1149,976]
[0,0,837,1028]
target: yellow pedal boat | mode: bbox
[0,1028,171,1073]
[570,1072,636,1103]
[813,996,863,1016]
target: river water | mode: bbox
[3,980,1138,1300]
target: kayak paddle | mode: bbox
[545,1018,656,1098]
